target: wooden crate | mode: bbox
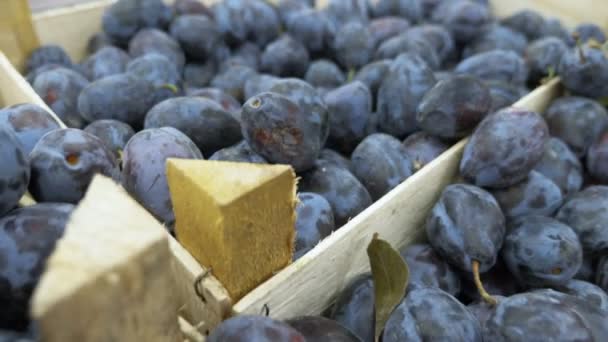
[0,0,604,340]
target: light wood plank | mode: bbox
[0,0,40,72]
[234,78,564,318]
[31,175,182,342]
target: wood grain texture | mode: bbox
[31,175,182,342]
[234,78,564,319]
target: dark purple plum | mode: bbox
[83,119,135,160]
[209,141,266,164]
[29,128,119,204]
[463,24,528,58]
[210,64,257,102]
[460,108,549,188]
[490,171,563,219]
[183,62,216,89]
[0,128,29,216]
[32,67,89,129]
[483,289,608,342]
[0,103,60,155]
[485,80,528,112]
[144,97,241,156]
[543,17,573,44]
[556,186,608,256]
[525,37,567,86]
[370,0,422,23]
[500,9,547,40]
[173,0,213,17]
[323,0,369,29]
[368,17,411,49]
[467,295,506,327]
[128,28,185,70]
[353,60,391,107]
[383,288,482,342]
[102,0,172,44]
[78,73,155,127]
[304,60,345,90]
[426,184,506,274]
[377,53,437,138]
[416,75,491,139]
[544,96,608,156]
[25,45,72,73]
[81,46,130,81]
[276,0,310,26]
[436,0,490,44]
[293,192,335,260]
[533,138,583,197]
[455,49,529,85]
[325,82,372,154]
[332,22,375,70]
[573,23,607,44]
[402,131,449,171]
[260,35,310,78]
[587,131,608,184]
[243,74,280,101]
[0,203,74,330]
[207,315,305,342]
[575,254,595,282]
[242,0,281,47]
[299,162,372,227]
[554,279,608,312]
[558,45,608,99]
[502,215,583,287]
[351,133,413,200]
[169,15,223,61]
[330,274,375,342]
[400,243,461,296]
[285,9,332,54]
[126,52,182,105]
[318,149,352,172]
[375,34,440,70]
[405,24,455,66]
[186,87,241,119]
[226,42,261,71]
[286,316,361,342]
[121,127,203,227]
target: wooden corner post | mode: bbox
[167,159,298,302]
[0,0,40,71]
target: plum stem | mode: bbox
[572,32,587,63]
[472,260,497,306]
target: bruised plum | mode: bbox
[351,134,413,201]
[416,75,491,139]
[460,108,549,188]
[241,92,325,172]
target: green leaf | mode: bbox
[159,83,179,94]
[367,233,409,341]
[346,68,356,83]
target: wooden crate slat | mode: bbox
[0,0,40,71]
[234,78,563,318]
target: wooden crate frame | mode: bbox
[0,0,604,339]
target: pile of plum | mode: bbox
[1,0,608,339]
